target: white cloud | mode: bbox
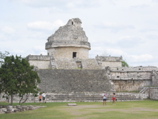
[1,26,15,34]
[128,54,153,63]
[20,0,33,4]
[66,2,75,8]
[102,22,135,32]
[27,20,64,31]
[53,20,65,27]
[89,47,125,58]
[27,21,54,30]
[0,34,6,41]
[106,48,124,56]
[15,0,100,10]
[112,0,153,7]
[30,45,47,55]
[117,36,144,48]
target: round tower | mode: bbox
[45,18,91,60]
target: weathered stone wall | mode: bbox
[108,67,156,91]
[113,80,151,91]
[96,56,122,62]
[26,55,51,69]
[110,71,152,91]
[96,56,123,68]
[110,71,151,80]
[151,71,158,86]
[29,60,50,69]
[110,66,158,71]
[52,59,102,69]
[81,59,101,69]
[149,87,158,100]
[37,69,114,93]
[48,47,89,60]
[55,59,77,69]
[101,62,122,68]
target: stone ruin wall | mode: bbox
[149,87,158,100]
[0,67,157,102]
[81,59,101,69]
[149,71,158,100]
[37,69,114,93]
[26,55,123,70]
[26,55,158,93]
[96,56,123,68]
[109,67,158,92]
[25,55,158,93]
[28,61,50,69]
[54,59,78,69]
[26,55,51,69]
[101,62,122,68]
[37,68,157,100]
[25,18,158,100]
[36,67,157,93]
[113,80,151,92]
[33,69,149,102]
[110,66,158,71]
[51,59,102,69]
[151,70,158,86]
[27,55,103,70]
[48,47,89,60]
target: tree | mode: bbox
[0,55,40,105]
[0,51,9,67]
[122,61,129,67]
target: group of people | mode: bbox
[102,93,117,105]
[39,92,116,104]
[39,92,46,103]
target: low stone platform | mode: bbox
[67,103,77,106]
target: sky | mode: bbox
[0,0,158,67]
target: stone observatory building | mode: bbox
[27,18,123,70]
[46,18,90,60]
[25,18,158,102]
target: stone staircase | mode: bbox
[81,59,101,69]
[139,87,149,94]
[55,60,78,69]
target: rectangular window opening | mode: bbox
[73,52,77,58]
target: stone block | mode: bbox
[67,103,77,106]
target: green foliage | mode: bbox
[0,55,40,105]
[0,51,9,66]
[122,61,129,67]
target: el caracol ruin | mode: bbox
[1,18,158,102]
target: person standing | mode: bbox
[103,94,107,105]
[42,92,46,103]
[112,93,116,103]
[39,94,42,103]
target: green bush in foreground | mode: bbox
[0,100,158,119]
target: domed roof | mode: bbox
[45,18,90,50]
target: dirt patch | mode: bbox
[57,104,158,117]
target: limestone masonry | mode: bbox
[25,18,158,101]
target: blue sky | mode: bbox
[0,0,158,66]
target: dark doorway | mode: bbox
[73,52,77,58]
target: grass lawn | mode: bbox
[0,100,158,119]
